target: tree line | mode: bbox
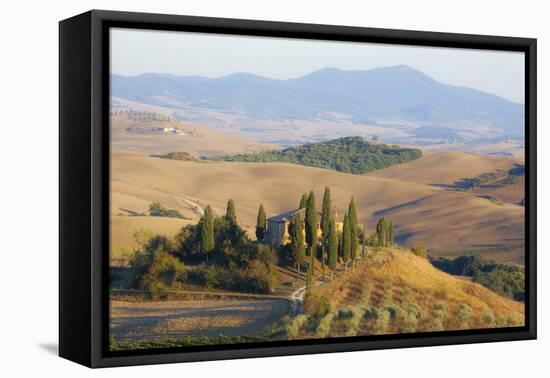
[213,136,422,174]
[126,191,396,295]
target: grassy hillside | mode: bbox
[303,248,524,338]
[214,137,422,174]
[110,216,192,266]
[111,152,523,264]
[369,150,523,187]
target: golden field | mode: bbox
[110,151,524,264]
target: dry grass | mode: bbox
[110,152,524,263]
[110,215,191,266]
[313,248,524,337]
[369,150,523,187]
[111,113,276,157]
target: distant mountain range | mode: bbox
[111,65,525,143]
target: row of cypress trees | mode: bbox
[197,193,394,281]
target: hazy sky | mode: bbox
[110,28,525,103]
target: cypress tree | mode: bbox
[377,218,388,247]
[342,213,351,271]
[361,224,366,258]
[328,217,338,279]
[225,199,236,222]
[348,197,358,267]
[255,203,267,241]
[199,205,215,264]
[320,187,332,241]
[289,212,306,278]
[388,220,394,247]
[321,243,326,280]
[306,249,314,291]
[305,190,318,254]
[338,229,343,259]
[299,192,309,209]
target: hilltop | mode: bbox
[214,136,422,174]
[298,247,524,338]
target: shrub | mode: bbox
[505,315,521,327]
[316,312,336,338]
[385,303,402,319]
[150,282,168,300]
[141,251,185,289]
[403,302,422,319]
[149,202,184,219]
[411,243,428,258]
[337,309,354,320]
[286,315,309,340]
[373,309,391,335]
[430,317,444,331]
[345,307,365,336]
[363,307,378,320]
[482,310,495,327]
[402,312,418,333]
[304,294,332,319]
[399,302,422,333]
[160,151,197,161]
[186,265,277,294]
[457,304,473,329]
[126,236,182,290]
[431,301,448,320]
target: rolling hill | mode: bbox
[368,150,524,186]
[311,247,524,337]
[110,151,524,265]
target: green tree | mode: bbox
[361,224,366,258]
[288,212,306,278]
[299,192,309,209]
[328,218,338,279]
[199,205,215,264]
[376,218,388,247]
[225,199,237,222]
[306,250,314,291]
[320,187,332,241]
[348,197,358,267]
[305,190,318,255]
[388,220,394,247]
[255,203,267,241]
[342,213,351,271]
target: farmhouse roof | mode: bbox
[267,208,326,223]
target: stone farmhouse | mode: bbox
[264,208,344,247]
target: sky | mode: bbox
[110,28,525,103]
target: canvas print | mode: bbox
[108,28,526,351]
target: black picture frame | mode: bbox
[59,9,537,368]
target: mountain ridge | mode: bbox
[111,65,524,140]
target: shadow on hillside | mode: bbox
[429,177,472,190]
[394,232,413,245]
[372,196,430,217]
